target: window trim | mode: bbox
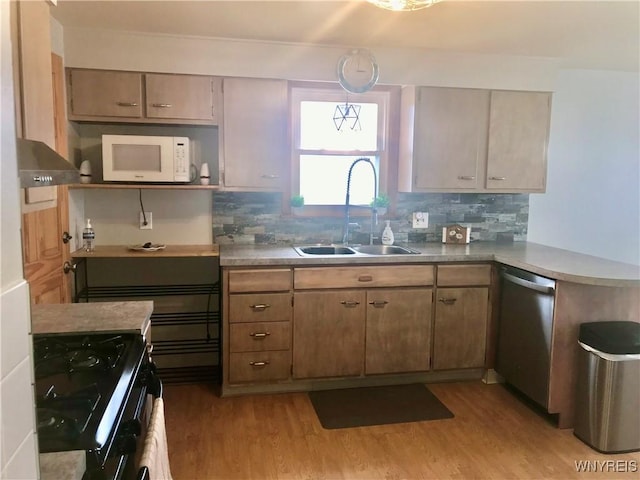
[289,81,399,217]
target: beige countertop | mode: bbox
[220,241,640,287]
[31,301,153,337]
[39,451,85,480]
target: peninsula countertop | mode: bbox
[219,241,640,287]
[31,301,153,337]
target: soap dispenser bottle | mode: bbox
[82,218,95,252]
[381,220,394,246]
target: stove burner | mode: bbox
[34,335,126,377]
[69,352,101,370]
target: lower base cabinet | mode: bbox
[365,288,432,374]
[293,290,366,379]
[432,287,489,370]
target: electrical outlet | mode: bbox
[140,211,152,229]
[412,212,429,229]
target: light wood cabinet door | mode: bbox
[221,78,288,190]
[365,288,432,375]
[146,73,218,122]
[68,69,143,119]
[293,290,365,379]
[413,87,489,190]
[433,287,489,370]
[486,90,551,191]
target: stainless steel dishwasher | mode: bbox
[495,266,556,408]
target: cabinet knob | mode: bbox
[250,304,271,311]
[250,332,271,339]
[249,361,270,367]
[438,297,457,305]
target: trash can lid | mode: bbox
[579,321,640,354]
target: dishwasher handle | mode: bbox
[501,269,555,295]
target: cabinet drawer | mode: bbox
[228,268,292,293]
[228,293,292,323]
[437,264,491,286]
[228,351,290,383]
[229,321,291,352]
[294,265,434,289]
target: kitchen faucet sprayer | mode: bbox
[343,157,378,246]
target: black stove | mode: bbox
[33,332,160,480]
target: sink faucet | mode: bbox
[343,157,378,246]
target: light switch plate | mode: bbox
[412,212,429,229]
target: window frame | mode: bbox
[289,81,398,217]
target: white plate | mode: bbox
[128,244,166,252]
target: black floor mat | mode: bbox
[308,383,454,430]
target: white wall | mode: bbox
[0,2,39,479]
[528,69,640,265]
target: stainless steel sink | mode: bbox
[294,245,356,256]
[293,244,421,256]
[351,245,420,255]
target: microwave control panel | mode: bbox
[173,137,190,182]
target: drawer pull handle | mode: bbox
[358,275,373,282]
[151,103,173,108]
[250,304,271,311]
[250,332,271,339]
[489,176,506,181]
[249,361,269,368]
[146,344,154,354]
[261,174,280,179]
[116,102,139,107]
[457,175,476,180]
[368,300,389,308]
[340,300,360,308]
[438,297,457,305]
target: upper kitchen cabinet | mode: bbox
[486,90,551,191]
[399,86,551,193]
[66,68,221,125]
[12,0,55,146]
[220,78,288,190]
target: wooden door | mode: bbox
[221,78,288,190]
[486,90,551,191]
[365,288,432,375]
[432,287,489,370]
[292,290,365,379]
[414,87,489,190]
[16,6,72,305]
[146,74,218,122]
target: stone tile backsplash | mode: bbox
[212,192,529,245]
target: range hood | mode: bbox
[17,138,80,188]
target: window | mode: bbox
[291,84,392,215]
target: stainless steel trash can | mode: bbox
[573,321,640,453]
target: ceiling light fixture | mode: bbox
[366,0,440,12]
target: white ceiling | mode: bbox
[51,0,639,71]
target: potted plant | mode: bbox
[370,193,389,215]
[290,194,305,215]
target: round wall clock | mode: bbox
[337,49,379,94]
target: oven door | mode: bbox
[92,361,162,480]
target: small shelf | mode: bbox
[70,183,221,190]
[76,283,219,301]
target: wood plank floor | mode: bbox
[163,381,639,480]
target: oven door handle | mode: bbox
[136,466,150,480]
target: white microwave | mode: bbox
[102,134,190,183]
